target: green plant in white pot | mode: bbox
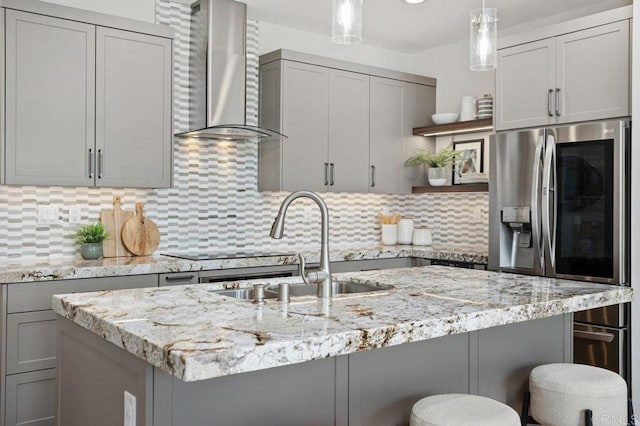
[75,223,109,260]
[405,149,459,186]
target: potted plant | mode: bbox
[405,148,459,186]
[75,223,109,260]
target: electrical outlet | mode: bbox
[124,391,136,426]
[68,206,82,224]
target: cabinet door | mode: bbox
[281,61,329,192]
[5,10,95,186]
[95,27,173,188]
[328,70,370,193]
[496,39,555,131]
[402,82,435,193]
[7,311,58,374]
[556,21,629,124]
[369,77,404,194]
[5,369,57,426]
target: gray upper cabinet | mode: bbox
[281,61,329,192]
[5,10,96,186]
[496,39,555,131]
[496,19,629,131]
[369,77,404,194]
[555,21,629,124]
[258,50,436,194]
[2,2,173,188]
[95,27,173,188]
[328,70,370,193]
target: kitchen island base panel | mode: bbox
[57,314,571,426]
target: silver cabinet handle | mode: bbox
[548,89,553,117]
[574,330,615,343]
[329,163,335,186]
[371,165,376,187]
[164,275,195,283]
[324,163,329,186]
[97,149,104,179]
[555,88,561,116]
[88,148,94,178]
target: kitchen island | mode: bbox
[53,266,632,426]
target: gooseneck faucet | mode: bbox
[270,191,332,298]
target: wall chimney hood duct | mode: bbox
[176,0,286,140]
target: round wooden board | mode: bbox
[121,203,160,256]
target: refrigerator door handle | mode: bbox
[531,135,545,273]
[542,133,557,270]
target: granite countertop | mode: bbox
[52,266,632,382]
[0,245,487,284]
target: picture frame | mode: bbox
[452,139,484,185]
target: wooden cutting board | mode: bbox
[100,196,134,258]
[121,203,160,256]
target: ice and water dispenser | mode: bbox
[499,206,535,271]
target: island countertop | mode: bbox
[52,266,632,382]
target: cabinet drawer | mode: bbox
[159,272,199,287]
[8,274,157,313]
[5,369,56,426]
[7,311,57,374]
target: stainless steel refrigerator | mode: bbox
[489,119,631,383]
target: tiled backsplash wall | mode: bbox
[0,1,488,263]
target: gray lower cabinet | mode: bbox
[2,274,158,426]
[2,2,173,188]
[5,369,56,426]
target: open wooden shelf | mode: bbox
[412,183,488,193]
[413,118,493,137]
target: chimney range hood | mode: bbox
[176,0,285,140]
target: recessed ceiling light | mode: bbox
[405,0,425,3]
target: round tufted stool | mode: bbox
[410,393,520,426]
[529,363,628,426]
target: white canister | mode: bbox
[381,224,398,246]
[460,96,477,121]
[412,227,433,246]
[397,218,414,245]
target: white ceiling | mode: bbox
[236,0,631,53]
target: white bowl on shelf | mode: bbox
[431,113,459,125]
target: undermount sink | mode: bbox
[211,281,392,301]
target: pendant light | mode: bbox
[331,0,363,45]
[470,0,498,71]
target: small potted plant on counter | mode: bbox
[75,223,109,260]
[405,148,459,186]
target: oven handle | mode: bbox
[574,329,615,343]
[542,132,556,270]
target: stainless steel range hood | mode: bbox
[176,0,285,140]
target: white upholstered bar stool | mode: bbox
[526,363,628,426]
[410,393,520,426]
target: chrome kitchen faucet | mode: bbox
[270,191,332,298]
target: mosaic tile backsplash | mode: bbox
[0,1,488,262]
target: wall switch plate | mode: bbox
[68,206,82,224]
[124,391,136,426]
[37,206,60,225]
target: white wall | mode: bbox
[258,21,414,74]
[631,0,639,411]
[40,0,156,22]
